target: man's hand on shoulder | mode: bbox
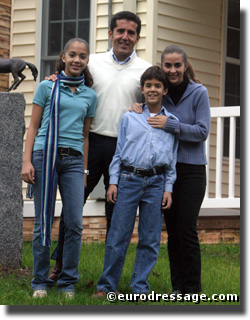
[44,72,58,82]
[129,102,143,113]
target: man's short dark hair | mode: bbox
[110,11,141,36]
[140,66,168,90]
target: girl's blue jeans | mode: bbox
[31,150,84,293]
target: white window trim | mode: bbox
[37,0,95,79]
[221,0,228,106]
[36,0,43,89]
[89,0,97,54]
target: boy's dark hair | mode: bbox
[140,66,168,90]
[110,11,141,36]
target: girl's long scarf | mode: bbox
[40,70,85,246]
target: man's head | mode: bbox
[108,11,141,61]
[110,11,141,35]
[140,66,168,108]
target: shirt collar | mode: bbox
[110,48,136,65]
[60,81,85,91]
[142,103,167,116]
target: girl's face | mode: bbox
[62,41,89,77]
[162,53,186,86]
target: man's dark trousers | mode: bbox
[51,132,117,261]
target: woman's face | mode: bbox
[162,52,186,86]
[62,41,89,77]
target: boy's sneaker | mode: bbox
[32,289,47,298]
[63,291,75,300]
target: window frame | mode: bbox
[39,0,95,81]
[222,0,240,160]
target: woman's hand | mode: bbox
[162,191,172,209]
[147,115,168,129]
[21,161,35,184]
[129,102,143,113]
[107,184,118,204]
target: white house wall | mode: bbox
[9,0,239,201]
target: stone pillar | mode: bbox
[0,92,25,268]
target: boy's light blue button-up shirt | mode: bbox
[109,104,179,192]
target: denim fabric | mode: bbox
[97,170,164,294]
[31,150,84,292]
[164,163,206,294]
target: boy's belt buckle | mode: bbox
[136,169,144,176]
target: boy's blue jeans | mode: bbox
[97,169,164,294]
[31,150,84,292]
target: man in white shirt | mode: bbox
[50,11,151,280]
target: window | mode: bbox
[223,0,240,159]
[40,0,91,80]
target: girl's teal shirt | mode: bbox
[33,80,97,154]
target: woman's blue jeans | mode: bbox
[31,150,84,292]
[97,170,164,294]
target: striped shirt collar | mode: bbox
[110,48,136,65]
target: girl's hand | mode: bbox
[162,191,172,209]
[21,161,35,184]
[129,102,143,113]
[107,184,118,204]
[147,115,168,129]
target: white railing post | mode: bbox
[205,135,210,198]
[216,117,223,199]
[203,106,240,209]
[229,116,236,198]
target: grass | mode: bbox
[0,242,240,306]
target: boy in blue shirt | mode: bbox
[94,66,179,297]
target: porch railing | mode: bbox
[23,106,240,217]
[203,106,240,208]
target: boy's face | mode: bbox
[141,78,167,107]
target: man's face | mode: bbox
[108,19,140,61]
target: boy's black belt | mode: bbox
[121,164,165,177]
[58,147,82,156]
